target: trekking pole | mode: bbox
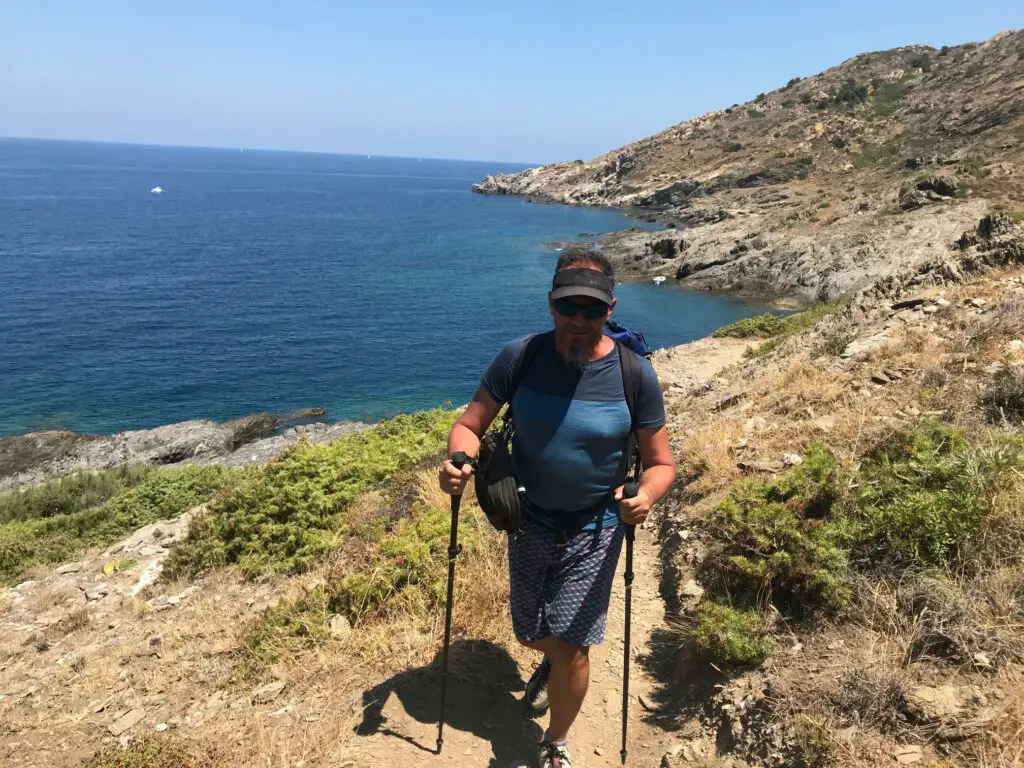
[437,451,470,754]
[620,480,639,766]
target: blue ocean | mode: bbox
[0,139,769,437]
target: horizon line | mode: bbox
[0,134,542,168]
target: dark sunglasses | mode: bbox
[553,297,609,319]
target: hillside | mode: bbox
[476,29,1024,305]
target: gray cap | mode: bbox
[550,268,614,305]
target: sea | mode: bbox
[0,138,772,437]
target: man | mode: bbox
[439,248,675,768]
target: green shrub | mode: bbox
[164,409,458,580]
[848,422,1024,566]
[706,444,851,612]
[712,313,787,339]
[981,366,1024,424]
[813,331,854,358]
[755,93,766,103]
[834,78,868,104]
[689,601,775,665]
[243,504,481,668]
[0,465,225,585]
[785,77,802,89]
[781,100,795,109]
[850,141,899,169]
[724,141,743,152]
[0,466,151,524]
[747,109,765,119]
[909,53,933,72]
[742,301,847,358]
[872,81,909,116]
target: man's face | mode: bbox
[548,266,615,368]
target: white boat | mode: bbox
[653,276,666,285]
[150,186,163,194]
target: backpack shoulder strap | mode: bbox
[504,332,549,425]
[616,340,642,429]
[616,340,644,479]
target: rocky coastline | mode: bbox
[0,411,372,492]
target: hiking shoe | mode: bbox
[524,657,551,714]
[538,739,572,768]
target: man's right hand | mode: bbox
[439,458,474,496]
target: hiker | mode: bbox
[439,248,676,768]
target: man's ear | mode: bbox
[608,297,618,316]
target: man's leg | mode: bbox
[518,636,589,741]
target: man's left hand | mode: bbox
[613,485,651,526]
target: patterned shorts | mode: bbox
[508,515,625,647]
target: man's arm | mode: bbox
[439,386,504,495]
[615,425,676,525]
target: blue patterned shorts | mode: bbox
[508,515,625,647]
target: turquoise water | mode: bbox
[0,139,770,436]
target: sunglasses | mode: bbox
[553,297,610,319]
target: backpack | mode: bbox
[474,322,648,532]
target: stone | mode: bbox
[56,561,84,575]
[905,685,969,723]
[155,723,169,732]
[935,297,951,307]
[969,298,987,308]
[894,745,923,764]
[782,452,804,466]
[1006,339,1024,353]
[973,652,993,669]
[923,305,939,314]
[108,708,147,736]
[680,579,705,601]
[891,297,926,310]
[870,371,891,385]
[251,681,287,704]
[84,584,109,601]
[328,614,352,639]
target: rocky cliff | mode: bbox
[476,29,1024,305]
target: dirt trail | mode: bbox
[346,523,674,768]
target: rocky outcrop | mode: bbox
[0,412,370,492]
[476,30,1023,305]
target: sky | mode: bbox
[0,1,1020,163]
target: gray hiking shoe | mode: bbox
[538,739,572,768]
[524,657,551,714]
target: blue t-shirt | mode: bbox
[481,331,666,530]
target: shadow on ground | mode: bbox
[637,627,736,732]
[355,639,543,767]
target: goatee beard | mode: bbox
[561,335,596,370]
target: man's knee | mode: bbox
[548,637,589,669]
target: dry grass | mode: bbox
[680,415,743,496]
[970,690,1024,768]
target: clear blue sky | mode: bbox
[1,1,1019,163]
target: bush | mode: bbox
[848,422,1024,567]
[742,301,847,358]
[747,109,765,119]
[689,601,775,665]
[712,313,787,339]
[755,93,766,103]
[909,53,933,72]
[164,410,458,580]
[834,78,868,104]
[781,100,795,109]
[705,444,851,612]
[813,331,854,358]
[0,466,151,524]
[850,141,899,169]
[785,77,802,89]
[0,465,225,585]
[872,81,909,117]
[243,503,482,668]
[724,141,743,152]
[981,366,1024,424]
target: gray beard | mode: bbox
[561,336,595,370]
